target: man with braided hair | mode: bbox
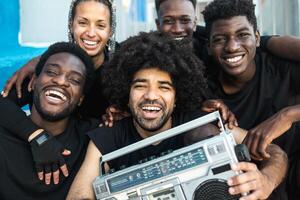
[67,31,287,200]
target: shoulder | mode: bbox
[256,51,300,75]
[87,117,133,154]
[173,110,207,126]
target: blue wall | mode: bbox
[0,0,19,45]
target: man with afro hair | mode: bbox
[0,42,100,199]
[203,0,300,199]
[67,31,287,200]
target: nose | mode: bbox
[171,21,184,35]
[225,37,240,52]
[86,25,96,37]
[144,87,159,100]
[52,75,70,87]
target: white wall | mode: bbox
[19,0,71,47]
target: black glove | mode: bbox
[30,131,65,173]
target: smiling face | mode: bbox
[32,52,86,121]
[156,0,196,40]
[208,16,260,79]
[129,68,176,137]
[71,1,111,59]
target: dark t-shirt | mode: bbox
[208,51,300,157]
[0,117,99,200]
[88,111,204,170]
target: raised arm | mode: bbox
[67,141,109,200]
[265,35,300,61]
[2,56,40,98]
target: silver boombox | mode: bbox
[93,111,244,200]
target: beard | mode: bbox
[130,101,173,132]
[33,91,77,122]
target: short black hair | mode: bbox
[155,0,196,13]
[202,0,257,35]
[101,31,207,113]
[36,42,95,95]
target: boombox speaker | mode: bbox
[93,111,247,200]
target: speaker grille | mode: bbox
[193,179,240,200]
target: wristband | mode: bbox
[30,131,51,146]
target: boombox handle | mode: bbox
[99,111,225,175]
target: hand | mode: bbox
[243,108,293,160]
[101,105,130,127]
[228,162,274,200]
[2,57,38,98]
[30,132,71,185]
[201,99,238,129]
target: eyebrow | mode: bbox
[77,16,107,23]
[45,63,85,77]
[132,79,174,87]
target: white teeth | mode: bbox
[174,37,184,41]
[226,56,243,63]
[142,106,161,111]
[83,39,98,46]
[45,90,67,101]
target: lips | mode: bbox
[81,39,100,50]
[140,104,163,119]
[43,88,69,105]
[222,54,245,67]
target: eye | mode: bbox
[212,37,226,44]
[163,18,175,25]
[78,20,87,26]
[180,18,192,24]
[159,86,171,91]
[97,23,106,29]
[45,69,58,76]
[238,32,250,39]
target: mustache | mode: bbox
[139,100,164,108]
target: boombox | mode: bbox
[93,111,249,200]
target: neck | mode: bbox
[30,105,69,136]
[219,61,256,94]
[134,118,173,140]
[92,52,105,70]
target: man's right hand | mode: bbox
[30,131,71,185]
[2,57,39,98]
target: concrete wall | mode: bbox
[0,0,19,45]
[20,0,71,46]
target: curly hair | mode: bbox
[202,0,257,35]
[101,31,207,113]
[155,0,196,13]
[35,42,95,95]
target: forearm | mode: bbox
[267,36,300,61]
[0,95,39,141]
[258,144,288,189]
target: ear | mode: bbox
[206,41,212,56]
[193,16,197,32]
[155,18,161,31]
[30,75,38,90]
[255,30,261,47]
[78,95,85,106]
